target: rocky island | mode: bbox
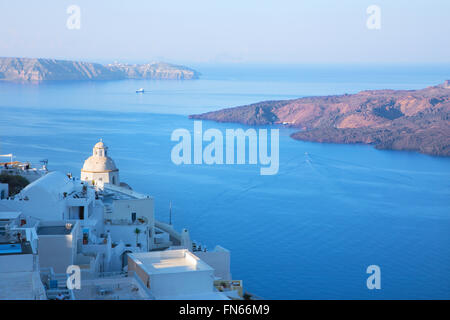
[0,57,200,81]
[190,81,450,156]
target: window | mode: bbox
[131,212,136,222]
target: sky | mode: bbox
[0,0,449,64]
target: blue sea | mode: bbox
[0,64,449,299]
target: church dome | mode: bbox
[81,140,118,173]
[82,156,118,173]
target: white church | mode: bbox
[81,140,120,186]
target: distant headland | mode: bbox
[190,81,450,157]
[0,57,200,81]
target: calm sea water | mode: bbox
[0,64,449,299]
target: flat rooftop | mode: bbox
[128,249,213,275]
[37,226,72,236]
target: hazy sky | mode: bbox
[0,0,449,64]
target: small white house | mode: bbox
[127,249,220,299]
[102,184,155,253]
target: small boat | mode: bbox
[136,88,145,93]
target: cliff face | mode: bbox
[190,82,450,156]
[0,57,199,81]
[106,62,199,80]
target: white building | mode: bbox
[1,171,98,222]
[37,221,80,273]
[102,184,156,254]
[127,249,228,300]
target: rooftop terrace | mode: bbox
[128,249,213,275]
